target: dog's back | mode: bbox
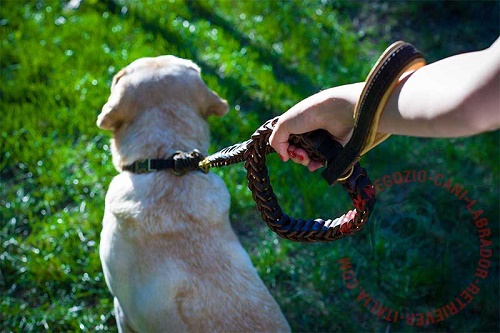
[98,55,290,332]
[100,170,289,332]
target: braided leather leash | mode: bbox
[200,119,374,242]
[199,41,425,242]
[125,42,425,242]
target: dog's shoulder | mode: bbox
[104,171,231,232]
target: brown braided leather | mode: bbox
[200,41,424,242]
[201,117,376,242]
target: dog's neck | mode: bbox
[110,105,210,172]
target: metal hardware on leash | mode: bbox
[198,158,211,174]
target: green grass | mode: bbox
[1,0,498,332]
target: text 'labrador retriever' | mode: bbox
[97,55,290,333]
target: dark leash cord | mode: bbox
[199,119,374,242]
[124,42,425,243]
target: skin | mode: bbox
[269,38,500,171]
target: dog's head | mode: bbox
[97,55,228,131]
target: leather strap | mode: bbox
[124,150,204,175]
[321,41,426,185]
[123,159,175,173]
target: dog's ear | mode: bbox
[97,101,122,130]
[97,69,127,130]
[205,89,229,117]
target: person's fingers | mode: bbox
[275,142,290,162]
[269,119,292,162]
[287,145,326,171]
[269,102,325,160]
[287,146,310,166]
[307,160,323,172]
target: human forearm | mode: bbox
[269,39,500,169]
[380,39,500,137]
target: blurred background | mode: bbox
[1,0,498,331]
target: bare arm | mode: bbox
[381,37,500,137]
[269,38,500,170]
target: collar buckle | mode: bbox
[130,159,151,173]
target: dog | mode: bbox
[97,55,290,333]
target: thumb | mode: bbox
[269,118,296,162]
[269,121,292,162]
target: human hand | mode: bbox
[269,83,363,171]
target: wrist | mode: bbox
[316,83,363,144]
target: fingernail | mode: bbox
[288,151,296,158]
[297,155,304,161]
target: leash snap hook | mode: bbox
[198,158,211,174]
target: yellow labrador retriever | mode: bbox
[97,55,290,333]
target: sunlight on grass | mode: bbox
[1,1,498,332]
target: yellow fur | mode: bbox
[97,55,290,332]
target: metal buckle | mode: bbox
[132,159,151,173]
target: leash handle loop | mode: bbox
[322,42,425,184]
[197,41,425,242]
[241,119,375,242]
